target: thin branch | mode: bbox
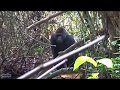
[17,35,105,79]
[44,67,86,79]
[77,11,85,25]
[37,59,68,79]
[83,11,95,31]
[22,32,55,47]
[22,11,66,47]
[26,11,66,31]
[40,34,51,43]
[1,12,65,66]
[58,29,106,56]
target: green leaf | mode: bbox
[88,73,99,79]
[73,56,97,71]
[73,56,86,71]
[34,47,44,54]
[86,57,97,67]
[117,44,120,46]
[111,40,117,46]
[97,58,113,68]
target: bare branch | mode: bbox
[44,67,85,79]
[26,11,66,31]
[22,32,55,47]
[17,35,105,79]
[37,59,68,79]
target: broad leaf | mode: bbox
[97,58,113,68]
[73,56,97,71]
[73,56,87,71]
[86,57,97,67]
[79,56,97,67]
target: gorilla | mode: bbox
[50,27,78,70]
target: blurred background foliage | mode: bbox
[0,11,120,79]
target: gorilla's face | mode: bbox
[50,27,77,70]
[55,33,66,44]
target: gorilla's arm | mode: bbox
[65,35,75,48]
[65,35,79,62]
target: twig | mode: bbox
[37,59,68,79]
[17,35,105,79]
[45,67,86,79]
[26,11,66,31]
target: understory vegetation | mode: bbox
[0,11,120,79]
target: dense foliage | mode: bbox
[0,11,120,79]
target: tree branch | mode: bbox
[44,67,85,79]
[26,11,66,31]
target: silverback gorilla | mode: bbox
[50,27,78,70]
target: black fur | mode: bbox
[50,27,78,69]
